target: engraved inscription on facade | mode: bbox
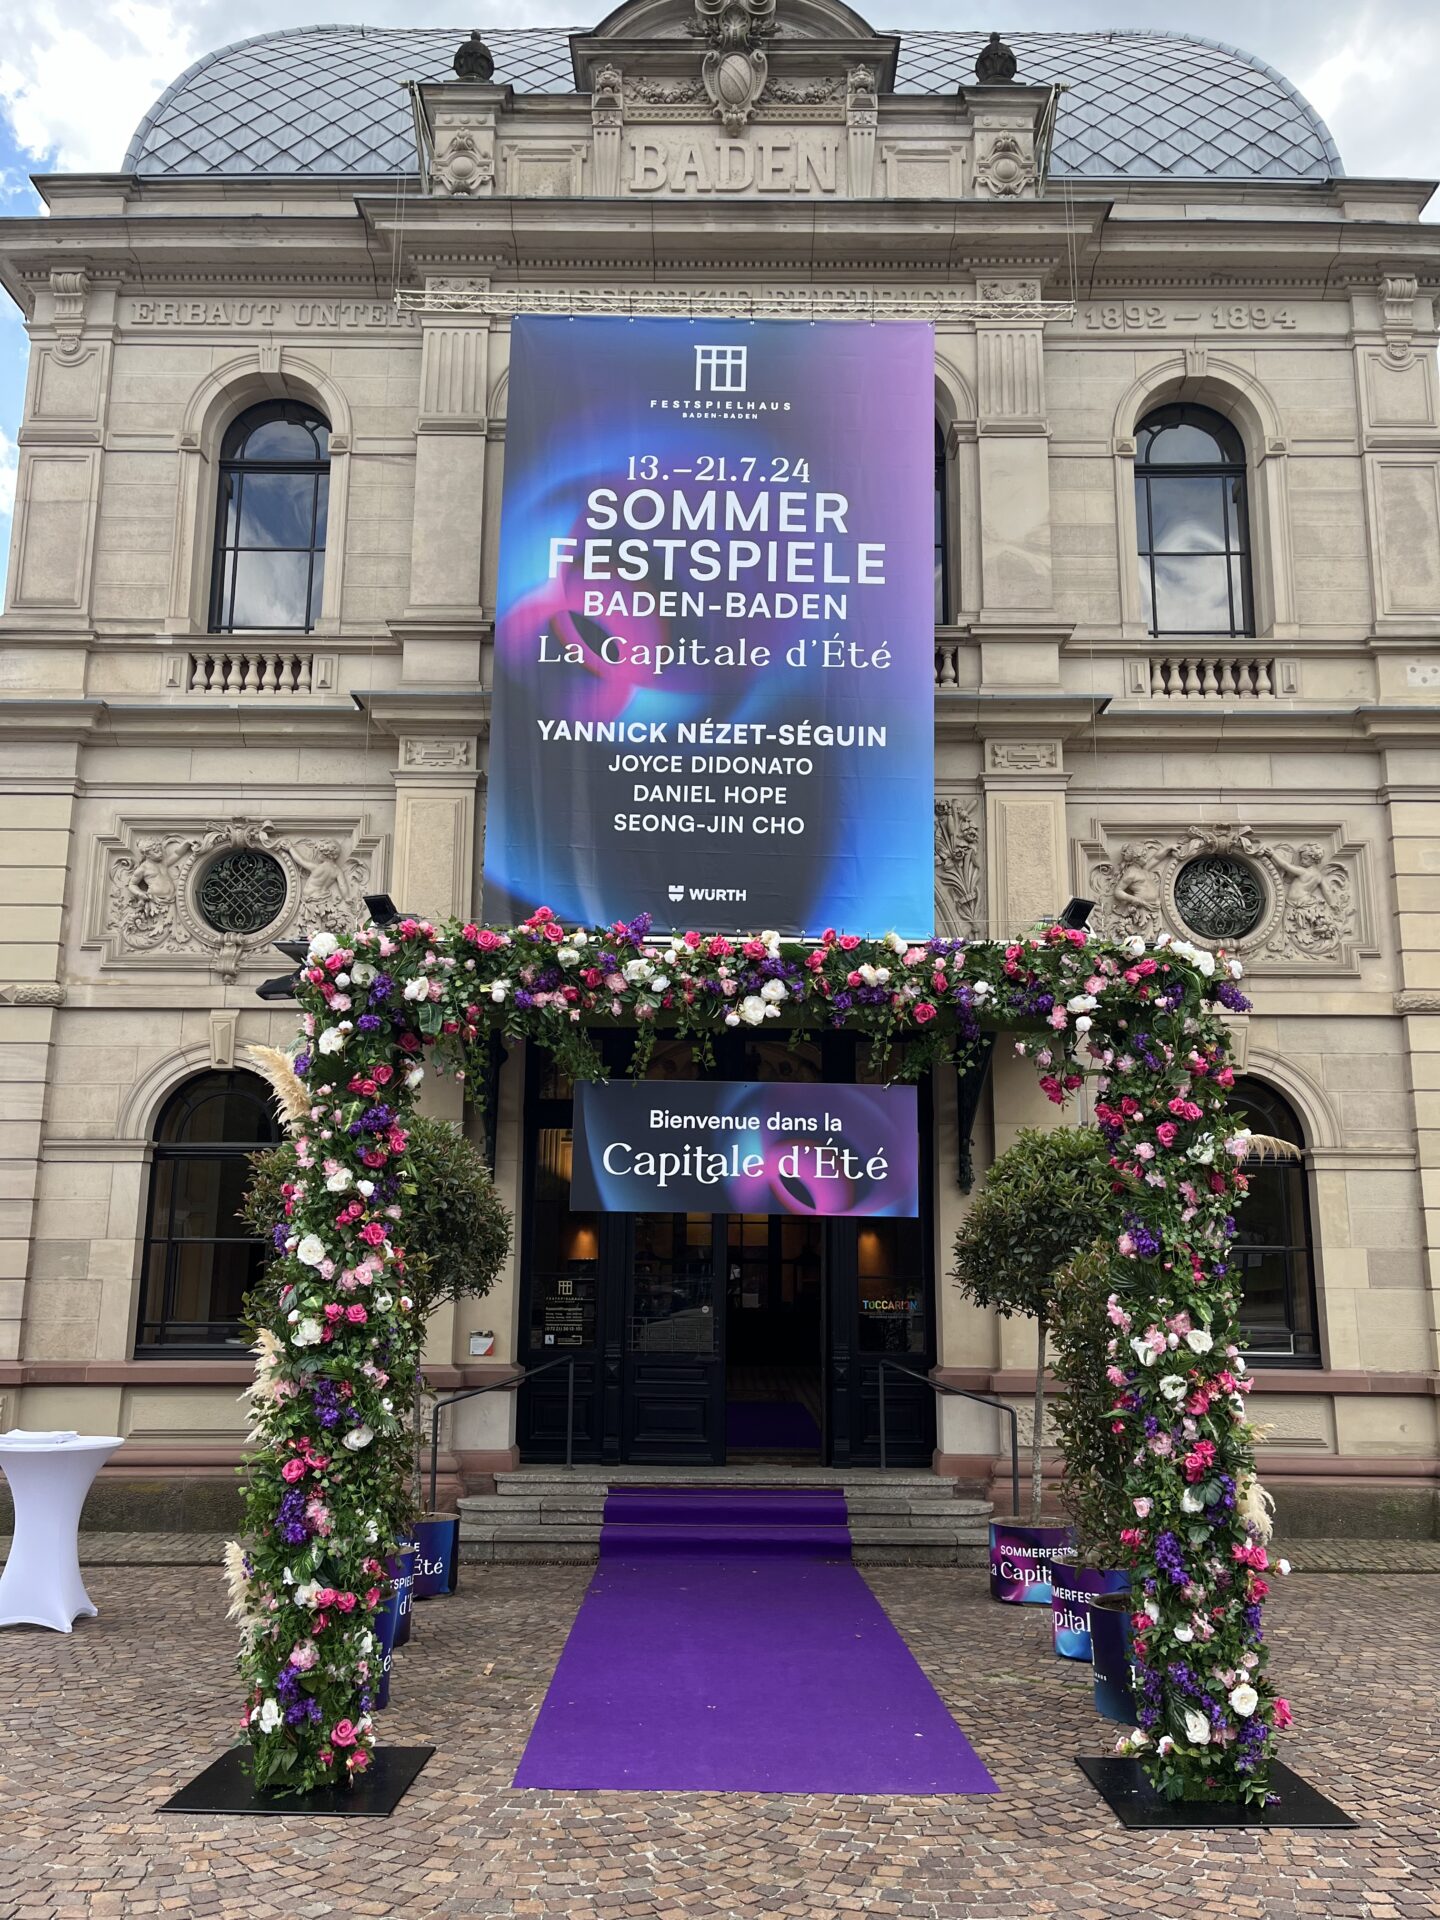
[627,132,841,194]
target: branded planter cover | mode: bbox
[988,1521,1076,1605]
[373,1577,405,1711]
[1089,1592,1138,1724]
[413,1514,461,1599]
[386,1540,416,1649]
[1052,1564,1131,1661]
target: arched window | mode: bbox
[1228,1077,1318,1364]
[934,419,949,623]
[1134,403,1253,639]
[209,401,330,633]
[137,1070,280,1354]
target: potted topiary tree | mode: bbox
[243,1111,512,1610]
[952,1124,1121,1604]
[1048,1245,1138,1695]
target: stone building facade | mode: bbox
[0,6,1437,1527]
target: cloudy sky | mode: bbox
[1,0,1437,591]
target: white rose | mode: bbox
[1185,1327,1214,1355]
[623,958,653,983]
[573,931,589,948]
[1181,1487,1204,1513]
[356,1180,375,1198]
[761,930,781,950]
[342,1425,374,1451]
[1182,1708,1211,1746]
[1075,1016,1093,1034]
[351,961,374,985]
[1143,1598,1160,1624]
[1125,936,1147,958]
[253,1697,282,1733]
[296,1235,327,1267]
[307,932,339,960]
[724,1011,741,1027]
[1159,1373,1187,1402]
[557,947,578,967]
[1066,994,1098,1013]
[402,976,430,1002]
[325,1168,353,1193]
[739,995,769,1026]
[489,981,508,1002]
[1277,1558,1291,1576]
[1132,1337,1159,1368]
[1173,1625,1194,1643]
[317,1027,347,1055]
[295,1579,321,1607]
[971,980,992,1001]
[883,931,906,953]
[759,979,786,1003]
[373,1292,393,1312]
[1157,1735,1175,1757]
[651,973,670,993]
[405,1067,425,1090]
[1228,1683,1259,1718]
[1227,957,1244,980]
[292,1317,323,1347]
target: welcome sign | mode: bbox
[484,315,935,935]
[571,1080,920,1216]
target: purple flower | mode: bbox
[292,1052,311,1076]
[357,1014,382,1033]
[1215,978,1251,1013]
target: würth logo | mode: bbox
[694,344,747,393]
[668,884,685,902]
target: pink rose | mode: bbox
[359,1222,386,1247]
[335,1591,357,1613]
[346,1304,368,1324]
[1274,1698,1293,1729]
[1155,1122,1178,1148]
[837,934,861,951]
[280,1458,307,1484]
[913,1002,937,1025]
[330,1719,358,1748]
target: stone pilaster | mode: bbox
[395,284,494,683]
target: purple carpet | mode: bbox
[725,1399,822,1451]
[512,1489,998,1794]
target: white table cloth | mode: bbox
[0,1432,124,1631]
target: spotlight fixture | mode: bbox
[1059,897,1095,930]
[253,935,310,1002]
[363,892,408,927]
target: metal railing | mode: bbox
[876,1359,1021,1517]
[426,1354,578,1512]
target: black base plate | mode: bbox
[161,1745,434,1817]
[1076,1757,1355,1829]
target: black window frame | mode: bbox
[135,1069,280,1357]
[1134,402,1254,641]
[934,418,950,624]
[208,399,331,635]
[1229,1076,1320,1367]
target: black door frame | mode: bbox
[515,1033,936,1467]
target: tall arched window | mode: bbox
[934,419,949,623]
[1134,403,1252,639]
[1229,1077,1318,1364]
[210,401,330,633]
[137,1070,280,1354]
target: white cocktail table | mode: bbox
[0,1433,124,1631]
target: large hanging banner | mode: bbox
[571,1080,920,1216]
[485,315,935,935]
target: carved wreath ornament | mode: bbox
[231,906,1285,1805]
[92,818,382,979]
[1084,823,1368,970]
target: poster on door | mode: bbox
[484,315,936,936]
[570,1079,920,1216]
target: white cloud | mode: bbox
[0,1,199,171]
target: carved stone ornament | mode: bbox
[762,75,845,104]
[87,816,388,981]
[0,983,66,1006]
[935,797,985,938]
[628,76,704,104]
[453,32,495,82]
[592,63,625,112]
[973,32,1018,84]
[49,267,90,360]
[432,128,495,197]
[1080,821,1374,973]
[1380,272,1419,366]
[987,740,1057,772]
[694,0,776,136]
[974,131,1034,199]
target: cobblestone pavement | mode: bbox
[0,1564,1434,1919]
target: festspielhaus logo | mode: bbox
[693,344,748,393]
[650,340,788,417]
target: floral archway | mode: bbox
[231,907,1286,1804]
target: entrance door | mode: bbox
[621,1210,726,1462]
[724,1214,824,1459]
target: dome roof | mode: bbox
[123,25,1343,183]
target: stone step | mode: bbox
[461,1490,990,1523]
[459,1524,990,1568]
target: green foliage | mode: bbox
[952,1124,1121,1321]
[244,1117,512,1325]
[1048,1246,1134,1568]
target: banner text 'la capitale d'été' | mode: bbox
[484,316,936,936]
